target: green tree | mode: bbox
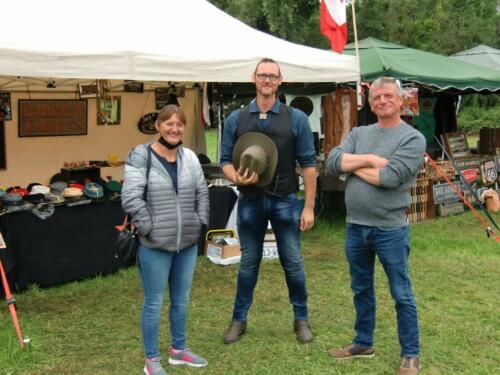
[210,0,499,54]
[209,0,328,48]
[350,0,499,54]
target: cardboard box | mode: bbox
[205,241,241,259]
[263,241,278,260]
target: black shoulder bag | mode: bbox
[115,148,151,266]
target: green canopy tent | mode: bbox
[344,37,500,93]
[451,45,500,72]
[343,37,500,147]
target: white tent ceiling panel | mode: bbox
[0,0,359,83]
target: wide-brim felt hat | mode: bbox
[45,193,66,204]
[2,192,23,206]
[26,182,42,193]
[50,181,68,193]
[233,132,278,187]
[7,187,29,196]
[24,193,45,204]
[84,182,104,199]
[30,185,50,195]
[106,180,122,193]
[69,183,84,191]
[62,187,83,198]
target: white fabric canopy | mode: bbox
[0,0,359,83]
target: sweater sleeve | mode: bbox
[325,127,358,175]
[379,131,426,188]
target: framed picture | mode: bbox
[124,80,144,93]
[97,96,121,125]
[78,82,101,99]
[155,87,169,110]
[19,100,87,137]
[0,92,12,121]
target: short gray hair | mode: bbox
[369,77,403,102]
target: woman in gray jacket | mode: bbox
[121,105,209,375]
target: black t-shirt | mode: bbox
[150,146,178,193]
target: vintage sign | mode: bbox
[18,100,87,137]
[460,169,478,184]
[433,181,462,204]
[438,202,464,217]
[138,112,159,134]
[480,160,498,186]
[454,157,481,171]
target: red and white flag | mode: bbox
[320,0,347,53]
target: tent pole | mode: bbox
[217,98,223,163]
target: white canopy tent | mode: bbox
[0,0,359,83]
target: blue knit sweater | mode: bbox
[326,122,426,227]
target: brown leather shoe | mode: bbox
[294,320,313,343]
[396,357,420,375]
[223,321,247,344]
[329,344,375,359]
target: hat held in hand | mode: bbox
[232,132,278,187]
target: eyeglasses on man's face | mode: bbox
[255,73,281,82]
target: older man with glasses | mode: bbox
[219,57,317,345]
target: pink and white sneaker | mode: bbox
[144,357,167,375]
[167,346,208,367]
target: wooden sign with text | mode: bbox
[18,100,87,137]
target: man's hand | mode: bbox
[235,167,259,186]
[300,206,314,232]
[369,155,389,168]
[340,153,388,172]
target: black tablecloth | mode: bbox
[0,200,124,292]
[0,187,238,293]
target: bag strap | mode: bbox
[125,145,152,224]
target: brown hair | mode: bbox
[253,57,281,76]
[156,104,186,125]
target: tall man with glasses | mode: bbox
[326,77,425,375]
[220,58,317,344]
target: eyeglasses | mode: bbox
[256,73,281,82]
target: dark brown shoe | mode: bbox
[294,320,313,343]
[223,321,247,344]
[329,344,375,359]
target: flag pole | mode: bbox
[350,0,363,107]
[350,0,361,75]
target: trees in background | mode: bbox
[209,0,500,133]
[208,0,499,54]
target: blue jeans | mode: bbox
[346,223,420,357]
[138,244,197,359]
[232,193,308,321]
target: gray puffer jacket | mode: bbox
[121,143,209,252]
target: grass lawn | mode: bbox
[1,210,499,374]
[205,128,219,164]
